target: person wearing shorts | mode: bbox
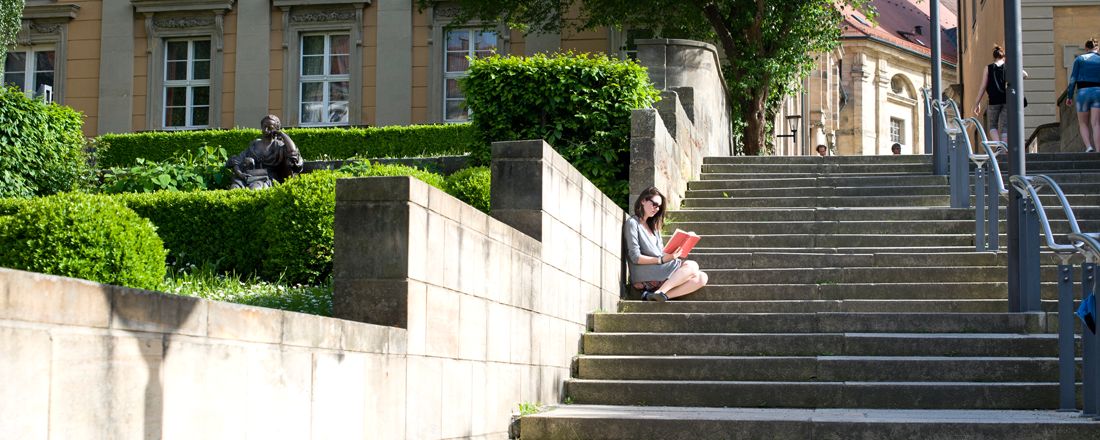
[1066,39,1100,152]
[973,45,1027,144]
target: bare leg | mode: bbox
[988,128,1001,144]
[1079,111,1094,150]
[1090,108,1100,150]
[656,260,699,294]
[666,271,709,299]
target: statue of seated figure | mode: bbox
[227,115,304,190]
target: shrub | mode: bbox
[94,124,477,167]
[260,170,342,285]
[339,160,446,191]
[98,146,232,194]
[0,86,91,198]
[0,192,166,290]
[117,189,271,276]
[461,52,660,207]
[445,166,490,213]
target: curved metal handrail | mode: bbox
[1008,174,1082,254]
[941,99,1010,195]
[1068,232,1100,262]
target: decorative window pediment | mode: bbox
[130,0,235,14]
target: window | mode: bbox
[443,28,497,123]
[299,33,350,126]
[890,118,905,144]
[163,39,211,128]
[4,48,55,99]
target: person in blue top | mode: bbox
[1066,38,1100,152]
[622,187,708,302]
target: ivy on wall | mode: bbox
[0,0,24,75]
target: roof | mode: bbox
[841,0,958,64]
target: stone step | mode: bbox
[681,194,1100,209]
[698,172,933,180]
[516,406,1100,440]
[689,233,973,248]
[589,312,1045,334]
[668,206,1100,222]
[700,163,933,174]
[688,175,947,190]
[703,266,1033,285]
[618,299,1019,313]
[580,332,1060,357]
[574,355,1064,382]
[704,155,932,164]
[562,379,1063,409]
[690,283,1066,301]
[687,185,950,198]
[688,252,1004,269]
[670,220,1099,236]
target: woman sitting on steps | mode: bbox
[622,186,708,301]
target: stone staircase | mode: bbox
[515,153,1100,439]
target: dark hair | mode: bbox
[993,45,1004,60]
[816,144,827,151]
[633,186,666,233]
[261,114,282,130]
[1088,39,1098,50]
[891,143,902,150]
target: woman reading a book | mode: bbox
[623,187,709,301]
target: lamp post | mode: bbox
[776,114,803,154]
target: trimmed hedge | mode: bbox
[94,124,477,167]
[0,193,166,290]
[0,86,90,198]
[445,166,490,213]
[461,52,660,207]
[260,170,341,285]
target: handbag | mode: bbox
[994,64,1028,107]
[1077,293,1097,334]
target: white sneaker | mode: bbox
[1087,146,1096,153]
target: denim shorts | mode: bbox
[1077,87,1100,113]
[987,104,1008,134]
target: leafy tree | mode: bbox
[417,0,872,155]
[0,0,23,75]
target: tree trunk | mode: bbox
[741,87,769,156]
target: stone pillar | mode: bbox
[234,0,271,127]
[489,140,550,240]
[97,0,134,134]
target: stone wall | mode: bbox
[0,140,624,440]
[629,39,733,210]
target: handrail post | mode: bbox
[987,165,1000,250]
[1084,263,1098,417]
[1012,196,1042,312]
[974,164,987,251]
[951,135,971,209]
[1058,260,1076,411]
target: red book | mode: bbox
[662,229,701,257]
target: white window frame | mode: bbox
[890,117,905,144]
[442,28,498,123]
[429,6,509,123]
[162,39,212,129]
[4,47,57,99]
[138,8,227,131]
[298,32,351,127]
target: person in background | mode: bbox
[1066,38,1100,152]
[891,143,902,155]
[622,187,708,302]
[973,44,1029,144]
[816,144,828,156]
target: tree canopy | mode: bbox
[0,0,23,76]
[418,0,873,155]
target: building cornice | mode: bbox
[842,35,959,71]
[22,3,80,20]
[130,0,235,14]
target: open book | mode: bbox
[662,229,701,258]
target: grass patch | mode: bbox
[162,263,332,316]
[516,402,545,416]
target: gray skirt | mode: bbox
[629,258,682,284]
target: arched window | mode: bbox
[890,74,915,98]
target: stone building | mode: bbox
[957,0,1100,147]
[776,0,959,156]
[5,0,636,137]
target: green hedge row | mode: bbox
[94,123,478,168]
[0,86,91,198]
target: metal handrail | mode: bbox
[943,100,1010,195]
[1007,174,1081,254]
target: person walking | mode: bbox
[973,45,1028,144]
[1066,38,1100,152]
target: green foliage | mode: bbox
[94,124,477,167]
[0,87,91,198]
[0,193,167,290]
[445,166,490,213]
[339,160,447,191]
[0,0,22,74]
[423,0,872,155]
[516,402,545,416]
[98,146,232,194]
[260,170,342,285]
[461,52,659,207]
[163,263,333,316]
[116,189,271,277]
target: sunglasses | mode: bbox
[646,198,662,208]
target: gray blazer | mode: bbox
[623,216,681,283]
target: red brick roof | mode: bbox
[841,0,958,64]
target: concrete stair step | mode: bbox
[698,172,936,179]
[705,155,932,164]
[589,312,1045,334]
[683,195,949,208]
[668,206,1100,221]
[687,185,950,198]
[691,283,1066,301]
[516,405,1100,440]
[580,332,1060,357]
[671,220,1096,236]
[618,299,1013,314]
[562,379,1063,409]
[700,163,933,174]
[688,252,1006,269]
[703,266,1028,284]
[574,355,1063,382]
[692,233,973,248]
[688,175,947,190]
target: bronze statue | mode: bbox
[227,115,303,189]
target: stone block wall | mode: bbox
[630,38,734,210]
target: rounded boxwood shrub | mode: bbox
[0,86,91,198]
[0,192,167,290]
[260,170,344,285]
[445,166,490,213]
